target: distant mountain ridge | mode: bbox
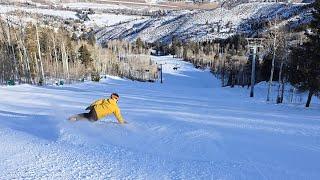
[95,2,311,44]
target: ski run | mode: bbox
[0,55,319,179]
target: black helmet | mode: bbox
[111,93,119,98]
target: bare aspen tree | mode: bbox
[61,41,69,81]
[5,16,19,83]
[267,16,278,102]
[277,56,285,104]
[34,53,39,79]
[35,22,45,84]
[14,30,28,83]
[0,19,15,80]
[18,18,32,84]
[66,49,70,81]
[276,31,290,104]
[51,33,59,79]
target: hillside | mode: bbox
[95,2,311,44]
[0,1,311,44]
[4,0,219,10]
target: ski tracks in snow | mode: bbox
[1,55,320,179]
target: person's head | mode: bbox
[110,93,120,102]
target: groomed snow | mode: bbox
[0,56,320,179]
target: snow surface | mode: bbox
[1,56,320,179]
[85,13,142,27]
[62,2,130,10]
[62,1,177,11]
[0,5,77,19]
[0,4,143,27]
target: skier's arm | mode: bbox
[90,99,104,107]
[114,107,125,124]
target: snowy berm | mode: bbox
[0,56,319,179]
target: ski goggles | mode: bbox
[112,96,119,102]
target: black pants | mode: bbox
[76,109,98,121]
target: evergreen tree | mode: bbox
[135,37,144,54]
[171,36,181,57]
[78,44,93,68]
[288,0,320,107]
[88,33,96,46]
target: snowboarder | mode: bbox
[68,93,127,124]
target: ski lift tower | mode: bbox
[246,38,264,97]
[156,62,166,84]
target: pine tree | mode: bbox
[88,33,96,46]
[289,0,320,107]
[135,37,144,54]
[78,44,93,69]
[171,36,181,57]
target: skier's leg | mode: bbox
[87,110,99,122]
[78,113,92,120]
[68,113,91,121]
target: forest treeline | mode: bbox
[0,17,158,86]
[1,1,319,107]
[151,1,320,107]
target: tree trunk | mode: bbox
[276,59,284,104]
[18,48,24,83]
[267,33,277,102]
[65,49,70,82]
[306,90,313,107]
[19,22,32,84]
[35,23,45,85]
[6,19,19,83]
[52,34,59,79]
[221,55,225,87]
[61,42,69,82]
[0,20,13,81]
[280,78,285,103]
[34,53,39,83]
[14,29,26,83]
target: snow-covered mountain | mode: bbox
[95,2,311,44]
[0,1,311,44]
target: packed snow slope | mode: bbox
[1,56,320,179]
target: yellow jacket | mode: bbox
[90,98,124,124]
